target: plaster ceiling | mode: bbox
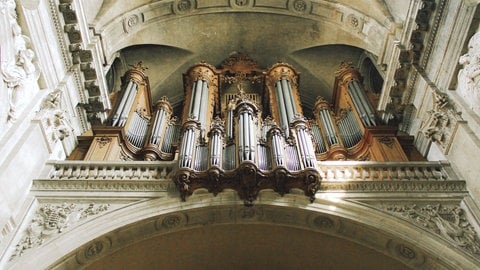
[86,1,410,113]
[84,224,410,270]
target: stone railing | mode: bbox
[317,160,457,181]
[39,160,457,181]
[32,160,465,194]
[43,160,176,180]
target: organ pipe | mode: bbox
[347,80,376,127]
[275,82,289,135]
[292,116,317,169]
[208,118,224,168]
[112,81,138,127]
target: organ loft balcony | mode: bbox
[61,53,449,206]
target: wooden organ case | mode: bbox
[71,54,413,205]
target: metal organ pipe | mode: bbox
[295,127,316,168]
[347,111,362,142]
[227,108,233,139]
[199,80,209,126]
[352,80,376,126]
[286,80,297,114]
[209,128,223,168]
[271,132,285,167]
[191,80,203,120]
[188,81,196,117]
[119,83,138,127]
[320,109,338,146]
[112,81,134,126]
[275,82,289,135]
[238,113,244,162]
[180,128,196,168]
[281,79,294,123]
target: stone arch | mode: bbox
[97,1,392,62]
[8,191,477,269]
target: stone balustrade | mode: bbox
[44,160,176,180]
[39,160,459,182]
[317,160,456,182]
[32,160,465,194]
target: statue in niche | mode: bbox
[458,32,480,115]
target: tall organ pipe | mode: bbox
[191,80,203,120]
[112,81,134,126]
[119,84,138,127]
[199,80,209,126]
[281,79,294,123]
[351,80,376,126]
[286,80,297,115]
[275,82,289,135]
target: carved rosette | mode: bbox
[288,0,311,14]
[123,13,141,33]
[76,237,112,265]
[230,0,253,9]
[173,0,193,14]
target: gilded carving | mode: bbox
[377,136,394,148]
[96,136,112,149]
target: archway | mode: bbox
[8,191,477,269]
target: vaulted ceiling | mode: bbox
[84,0,410,113]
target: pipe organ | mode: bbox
[71,55,413,205]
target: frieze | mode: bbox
[32,180,176,193]
[384,203,480,257]
[318,181,466,193]
[10,202,111,261]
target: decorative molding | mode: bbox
[288,0,310,14]
[385,0,439,124]
[384,204,480,257]
[56,0,108,125]
[35,89,74,146]
[76,237,112,265]
[10,202,110,261]
[419,90,465,154]
[96,136,112,149]
[377,136,394,148]
[173,0,193,14]
[32,179,176,192]
[175,163,320,206]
